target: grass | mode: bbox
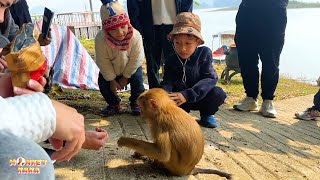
[55,38,318,114]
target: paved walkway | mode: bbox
[54,94,320,180]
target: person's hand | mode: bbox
[81,128,108,150]
[168,92,187,106]
[118,77,128,90]
[0,56,7,72]
[49,100,85,162]
[0,73,46,97]
[110,80,121,95]
[13,77,46,95]
[38,29,52,46]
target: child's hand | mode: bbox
[0,56,7,72]
[168,92,186,106]
[118,77,128,90]
[110,80,121,95]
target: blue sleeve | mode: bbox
[181,48,218,103]
[127,0,143,34]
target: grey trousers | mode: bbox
[0,131,54,180]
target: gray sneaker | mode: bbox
[259,100,277,118]
[233,97,259,111]
[295,108,320,121]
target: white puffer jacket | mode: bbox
[0,92,56,143]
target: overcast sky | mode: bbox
[26,0,319,14]
[26,0,126,14]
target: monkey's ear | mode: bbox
[149,99,157,109]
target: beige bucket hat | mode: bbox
[167,12,204,44]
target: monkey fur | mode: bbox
[118,88,232,179]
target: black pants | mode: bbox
[144,24,175,88]
[235,7,287,100]
[313,90,320,111]
[180,87,227,116]
[98,66,145,106]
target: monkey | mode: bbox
[117,88,232,179]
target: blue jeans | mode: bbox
[98,66,145,106]
[0,132,54,180]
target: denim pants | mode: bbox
[180,86,227,116]
[235,7,287,100]
[143,24,175,88]
[0,132,54,180]
[98,66,145,106]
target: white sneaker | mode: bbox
[259,100,277,118]
[295,108,320,121]
[233,97,258,111]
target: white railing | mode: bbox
[32,12,102,27]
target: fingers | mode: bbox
[51,130,85,162]
[48,138,63,151]
[38,76,47,87]
[0,58,7,71]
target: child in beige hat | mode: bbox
[95,0,145,116]
[161,12,226,128]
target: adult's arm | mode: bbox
[0,92,56,143]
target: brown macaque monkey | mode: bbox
[117,88,232,179]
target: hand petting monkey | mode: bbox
[168,92,186,106]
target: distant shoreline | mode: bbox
[206,1,320,12]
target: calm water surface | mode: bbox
[195,8,320,84]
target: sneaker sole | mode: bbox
[233,105,259,111]
[260,111,276,118]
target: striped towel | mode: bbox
[35,21,99,90]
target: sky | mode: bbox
[26,0,319,14]
[26,0,126,14]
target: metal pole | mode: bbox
[89,0,94,23]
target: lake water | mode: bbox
[195,8,320,84]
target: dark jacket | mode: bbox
[9,0,32,27]
[241,0,288,8]
[161,46,218,103]
[127,0,193,42]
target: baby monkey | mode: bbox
[118,88,232,179]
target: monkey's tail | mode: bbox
[192,168,233,179]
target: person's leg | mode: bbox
[259,8,287,101]
[98,73,121,115]
[145,25,163,88]
[128,66,145,115]
[190,87,227,128]
[161,24,175,64]
[235,7,260,100]
[312,89,320,111]
[0,132,54,180]
[233,7,260,111]
[258,8,287,118]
